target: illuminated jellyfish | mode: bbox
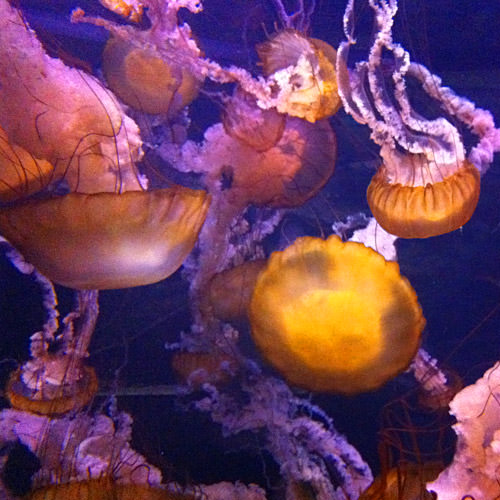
[0,187,210,290]
[0,0,211,290]
[249,235,425,394]
[336,0,500,238]
[256,30,342,122]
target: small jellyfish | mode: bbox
[249,235,425,394]
[257,30,342,122]
[359,463,441,500]
[207,259,266,322]
[102,37,201,116]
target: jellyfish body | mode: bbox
[207,259,266,322]
[367,150,481,238]
[335,1,496,239]
[222,89,285,152]
[28,478,194,500]
[249,235,425,394]
[200,117,336,209]
[6,365,98,416]
[0,187,210,289]
[102,37,200,116]
[257,30,341,122]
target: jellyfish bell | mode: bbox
[256,30,342,122]
[28,479,195,500]
[0,1,144,195]
[222,89,285,152]
[207,259,266,323]
[0,187,210,289]
[202,116,336,209]
[6,359,98,416]
[367,147,481,239]
[102,36,201,116]
[249,235,425,394]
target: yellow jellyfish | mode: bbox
[0,187,210,289]
[367,151,481,238]
[249,235,425,394]
[257,30,342,122]
[102,37,201,116]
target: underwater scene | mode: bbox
[0,0,499,498]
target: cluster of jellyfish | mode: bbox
[0,0,499,498]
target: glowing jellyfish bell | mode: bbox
[335,0,496,239]
[0,187,210,289]
[249,235,425,394]
[367,146,481,238]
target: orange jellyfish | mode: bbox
[366,148,480,239]
[0,187,210,289]
[171,350,239,388]
[207,259,266,322]
[6,290,99,415]
[249,235,425,394]
[335,0,494,238]
[257,30,342,122]
[102,37,201,116]
[222,89,286,153]
[200,115,337,209]
[28,479,195,500]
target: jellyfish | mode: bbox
[256,30,342,122]
[28,479,195,500]
[0,187,210,290]
[336,0,500,238]
[102,37,201,116]
[207,259,266,323]
[249,235,425,394]
[0,0,143,194]
[6,290,99,416]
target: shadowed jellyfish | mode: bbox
[249,235,425,394]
